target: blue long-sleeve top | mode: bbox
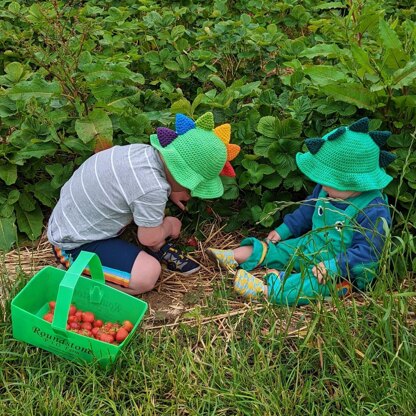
[275,184,391,282]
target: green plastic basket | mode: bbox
[11,251,148,367]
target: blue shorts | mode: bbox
[53,238,142,288]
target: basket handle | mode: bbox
[51,251,105,335]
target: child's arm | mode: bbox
[170,190,191,210]
[274,184,322,240]
[318,198,391,283]
[137,216,182,250]
[132,189,179,249]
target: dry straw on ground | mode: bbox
[2,220,414,332]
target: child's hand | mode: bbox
[312,262,327,284]
[170,190,191,210]
[265,230,281,244]
[164,216,182,239]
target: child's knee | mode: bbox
[129,252,162,293]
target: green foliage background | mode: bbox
[1,0,415,251]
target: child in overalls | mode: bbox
[208,118,396,305]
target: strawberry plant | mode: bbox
[0,0,415,251]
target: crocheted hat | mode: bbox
[150,112,240,198]
[296,117,397,192]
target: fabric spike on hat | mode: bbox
[295,117,397,193]
[196,112,215,130]
[348,117,369,133]
[154,112,240,191]
[175,113,195,135]
[307,117,397,169]
[213,122,241,177]
[156,127,178,147]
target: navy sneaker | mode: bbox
[151,242,201,275]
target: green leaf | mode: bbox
[379,18,403,51]
[8,190,20,205]
[238,171,251,189]
[299,44,348,59]
[268,145,297,178]
[19,191,36,212]
[0,217,16,252]
[15,204,43,240]
[259,202,278,227]
[171,98,192,115]
[261,174,282,190]
[283,173,304,191]
[5,62,24,83]
[29,181,58,208]
[221,177,239,200]
[144,51,161,65]
[171,25,186,40]
[209,75,227,90]
[392,61,416,89]
[12,143,57,164]
[0,96,17,116]
[75,109,113,144]
[191,94,204,114]
[0,163,17,185]
[118,114,151,136]
[321,83,378,110]
[257,116,302,140]
[241,160,274,183]
[8,1,20,13]
[6,76,61,100]
[257,116,276,138]
[254,136,274,157]
[313,2,345,10]
[45,162,75,189]
[0,204,14,218]
[303,66,347,86]
[279,118,302,139]
[350,44,375,75]
[164,61,180,71]
[250,205,263,222]
[78,51,92,67]
[235,81,261,98]
[81,63,144,83]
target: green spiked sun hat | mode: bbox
[296,117,397,192]
[150,112,240,199]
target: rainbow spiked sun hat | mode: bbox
[150,112,240,199]
[296,117,397,192]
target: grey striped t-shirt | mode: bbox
[47,144,171,250]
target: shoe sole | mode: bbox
[206,249,237,272]
[206,248,227,269]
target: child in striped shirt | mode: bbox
[48,112,239,295]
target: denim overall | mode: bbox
[240,189,383,305]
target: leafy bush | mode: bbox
[0,0,415,251]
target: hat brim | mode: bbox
[151,134,224,199]
[296,152,393,192]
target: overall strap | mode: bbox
[317,188,384,220]
[344,190,384,219]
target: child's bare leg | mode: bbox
[233,245,253,264]
[127,251,162,295]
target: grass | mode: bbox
[1,263,415,415]
[1,171,415,415]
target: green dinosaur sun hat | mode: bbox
[296,118,397,192]
[150,112,240,199]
